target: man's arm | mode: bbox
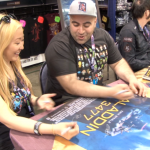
[110,58,136,82]
[110,58,147,97]
[56,73,134,100]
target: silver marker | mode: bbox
[43,100,53,103]
[61,126,72,135]
[114,89,128,95]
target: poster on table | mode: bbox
[39,95,150,150]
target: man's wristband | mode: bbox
[34,122,42,135]
[35,97,40,106]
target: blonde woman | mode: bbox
[0,13,79,150]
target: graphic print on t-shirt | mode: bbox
[31,23,41,42]
[49,23,60,36]
[11,86,31,114]
[44,13,62,45]
[76,44,108,85]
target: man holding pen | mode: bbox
[45,0,147,105]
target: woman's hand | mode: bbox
[54,122,79,140]
[36,94,55,111]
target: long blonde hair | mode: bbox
[0,13,32,115]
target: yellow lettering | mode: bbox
[80,126,96,136]
[84,114,94,121]
[107,105,118,112]
[95,105,103,110]
[91,110,100,115]
[89,123,99,129]
[93,117,107,126]
[120,99,130,103]
[101,101,111,106]
[101,111,114,119]
[114,99,130,106]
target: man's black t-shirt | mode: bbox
[45,27,122,101]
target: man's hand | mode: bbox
[111,84,134,100]
[129,79,148,97]
[110,58,148,98]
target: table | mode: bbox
[10,107,85,150]
[10,68,150,150]
[134,68,149,82]
[10,111,55,150]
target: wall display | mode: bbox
[19,12,61,67]
[39,91,150,150]
[0,0,44,8]
[98,0,108,5]
[57,0,102,29]
[1,2,61,67]
[45,0,57,4]
[116,0,133,42]
[20,54,45,68]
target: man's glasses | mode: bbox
[0,14,17,25]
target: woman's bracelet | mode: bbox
[35,97,40,106]
[34,122,42,135]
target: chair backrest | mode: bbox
[39,62,62,102]
[39,62,48,94]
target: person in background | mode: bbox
[0,13,79,150]
[118,0,150,72]
[45,0,147,106]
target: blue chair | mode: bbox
[39,62,62,105]
[39,62,48,94]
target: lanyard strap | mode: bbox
[91,34,95,64]
[83,35,95,71]
[143,26,150,42]
[90,35,96,71]
[139,24,150,42]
